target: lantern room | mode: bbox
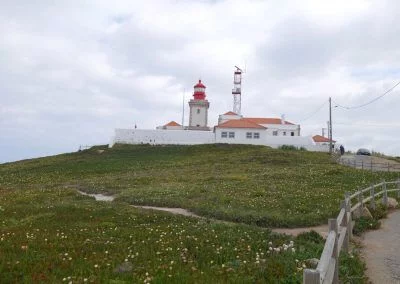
[193,80,206,100]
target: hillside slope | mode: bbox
[0,144,396,227]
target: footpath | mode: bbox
[362,210,400,283]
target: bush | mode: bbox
[353,216,381,236]
[369,204,388,220]
[278,145,298,151]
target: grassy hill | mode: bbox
[1,144,397,227]
[0,144,380,283]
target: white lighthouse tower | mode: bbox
[188,80,210,130]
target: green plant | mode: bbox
[0,144,372,282]
[353,216,381,236]
[369,204,388,220]
[339,251,368,283]
[0,144,397,228]
[278,145,298,151]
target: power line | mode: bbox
[298,99,328,122]
[334,80,400,110]
[334,122,400,127]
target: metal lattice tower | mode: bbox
[232,66,242,115]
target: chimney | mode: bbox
[281,114,285,125]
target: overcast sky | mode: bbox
[1,0,400,163]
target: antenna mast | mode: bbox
[232,66,243,115]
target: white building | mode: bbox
[311,135,336,152]
[156,121,183,130]
[111,79,330,152]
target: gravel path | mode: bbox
[362,210,400,284]
[340,155,400,172]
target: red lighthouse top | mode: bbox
[193,80,206,100]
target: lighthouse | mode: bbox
[188,80,210,130]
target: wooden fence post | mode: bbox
[358,189,363,216]
[303,269,321,284]
[329,219,339,284]
[397,179,400,198]
[341,200,349,253]
[361,160,364,170]
[345,195,352,239]
[370,160,373,171]
[370,184,375,210]
[382,180,388,206]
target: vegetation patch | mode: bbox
[0,144,397,227]
[353,204,388,236]
[339,251,368,284]
[0,144,376,282]
[0,188,352,283]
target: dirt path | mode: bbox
[77,190,328,236]
[272,225,328,237]
[132,205,201,218]
[362,210,400,284]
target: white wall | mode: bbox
[190,107,206,127]
[215,128,267,145]
[112,129,215,146]
[111,128,330,152]
[215,127,318,149]
[262,124,300,136]
[189,100,209,128]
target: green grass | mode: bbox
[1,144,398,227]
[0,144,381,282]
[0,188,330,283]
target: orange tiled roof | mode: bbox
[243,118,294,125]
[223,111,238,115]
[216,119,266,129]
[312,135,336,143]
[164,121,181,127]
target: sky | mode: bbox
[1,0,400,163]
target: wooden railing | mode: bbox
[303,180,400,284]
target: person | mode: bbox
[340,145,345,155]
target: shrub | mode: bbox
[353,216,380,236]
[278,145,298,151]
[369,204,388,220]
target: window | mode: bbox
[221,132,227,138]
[197,109,200,114]
[246,132,252,139]
[291,132,295,136]
[283,132,286,136]
[254,132,260,139]
[229,132,235,138]
[273,131,278,136]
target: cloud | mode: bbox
[1,0,400,163]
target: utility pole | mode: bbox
[182,88,185,127]
[329,97,333,155]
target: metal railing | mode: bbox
[340,158,400,172]
[303,180,400,284]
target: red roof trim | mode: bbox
[216,119,266,129]
[243,118,295,125]
[223,111,238,115]
[164,121,181,127]
[312,135,336,143]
